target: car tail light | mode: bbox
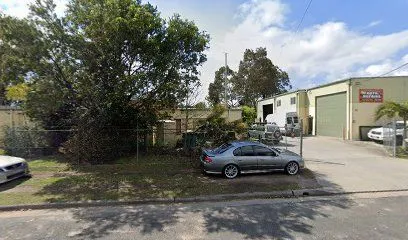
[204,156,212,163]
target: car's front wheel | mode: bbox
[223,164,239,179]
[285,161,299,175]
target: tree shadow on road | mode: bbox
[201,196,351,239]
[70,205,180,239]
[67,171,352,239]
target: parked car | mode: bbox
[0,156,30,184]
[248,123,283,144]
[368,121,407,142]
[200,141,304,179]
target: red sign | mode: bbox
[359,89,383,103]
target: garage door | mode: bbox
[316,92,347,138]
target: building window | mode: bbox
[290,97,296,105]
[176,119,181,134]
[277,100,281,107]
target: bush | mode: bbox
[242,106,256,125]
[62,126,141,164]
[3,126,52,157]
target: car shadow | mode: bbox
[0,176,31,192]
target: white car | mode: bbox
[0,156,30,184]
[367,121,406,142]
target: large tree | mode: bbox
[232,47,291,107]
[1,0,210,163]
[207,66,237,107]
[0,14,44,105]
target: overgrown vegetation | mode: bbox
[4,126,51,157]
[0,0,210,163]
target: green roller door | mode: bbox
[316,92,347,138]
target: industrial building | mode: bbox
[257,76,408,140]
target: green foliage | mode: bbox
[232,47,291,107]
[0,14,44,105]
[3,126,51,157]
[206,104,227,125]
[1,0,210,163]
[207,66,236,107]
[196,104,235,146]
[375,101,408,121]
[375,101,408,147]
[234,121,248,135]
[242,105,257,124]
[6,83,30,102]
[194,102,207,109]
[207,47,291,107]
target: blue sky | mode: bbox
[1,0,408,99]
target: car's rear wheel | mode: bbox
[285,161,299,175]
[223,164,239,179]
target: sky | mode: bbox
[1,0,408,101]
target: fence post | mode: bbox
[300,119,303,158]
[137,122,139,164]
[393,119,397,158]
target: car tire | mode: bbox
[285,161,299,175]
[223,164,239,179]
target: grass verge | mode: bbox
[0,155,318,205]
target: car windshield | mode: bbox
[213,143,233,154]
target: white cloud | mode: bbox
[2,0,408,101]
[354,54,408,77]
[0,0,67,18]
[200,0,408,98]
[367,20,382,28]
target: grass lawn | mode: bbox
[0,154,319,205]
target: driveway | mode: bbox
[302,136,408,192]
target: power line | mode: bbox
[278,0,313,58]
[377,62,408,77]
[294,0,313,35]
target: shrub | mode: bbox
[3,126,52,157]
[62,126,141,164]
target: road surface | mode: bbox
[1,192,408,240]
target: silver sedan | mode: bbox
[200,141,304,179]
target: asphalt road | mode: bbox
[1,192,408,240]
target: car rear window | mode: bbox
[240,145,255,156]
[214,143,232,154]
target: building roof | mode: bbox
[259,89,307,102]
[258,75,408,104]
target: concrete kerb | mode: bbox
[2,188,408,211]
[292,188,408,197]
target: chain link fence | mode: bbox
[1,123,304,164]
[247,122,304,157]
[379,120,408,158]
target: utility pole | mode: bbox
[224,52,228,106]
